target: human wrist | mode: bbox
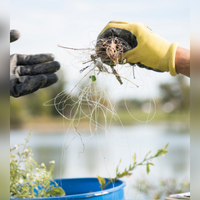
[175,47,190,77]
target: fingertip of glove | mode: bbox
[45,53,55,61]
[52,61,61,71]
[42,73,58,88]
[10,30,21,43]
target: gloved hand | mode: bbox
[97,21,179,76]
[10,30,60,97]
[10,30,20,43]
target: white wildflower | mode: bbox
[14,145,18,150]
[18,179,23,184]
[36,168,39,171]
[49,160,55,164]
[24,149,28,153]
[27,173,30,177]
[41,163,45,168]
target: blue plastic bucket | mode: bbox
[11,178,126,200]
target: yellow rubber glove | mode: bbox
[97,21,179,76]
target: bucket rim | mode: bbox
[11,177,126,199]
[54,177,126,199]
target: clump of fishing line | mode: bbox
[45,35,158,138]
[58,35,137,86]
[50,36,140,138]
[95,36,131,66]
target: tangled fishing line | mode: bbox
[44,35,156,151]
[46,36,136,125]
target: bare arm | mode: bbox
[175,47,190,77]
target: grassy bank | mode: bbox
[11,109,189,132]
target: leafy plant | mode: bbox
[10,133,65,198]
[97,143,169,190]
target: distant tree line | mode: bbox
[117,75,190,113]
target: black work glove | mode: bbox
[10,30,60,97]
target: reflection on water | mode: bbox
[10,124,189,199]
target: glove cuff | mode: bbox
[168,42,179,76]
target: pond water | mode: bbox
[10,123,189,199]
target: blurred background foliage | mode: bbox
[10,72,190,130]
[133,177,190,199]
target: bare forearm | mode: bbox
[175,47,190,77]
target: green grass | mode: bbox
[97,109,190,125]
[11,109,189,131]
